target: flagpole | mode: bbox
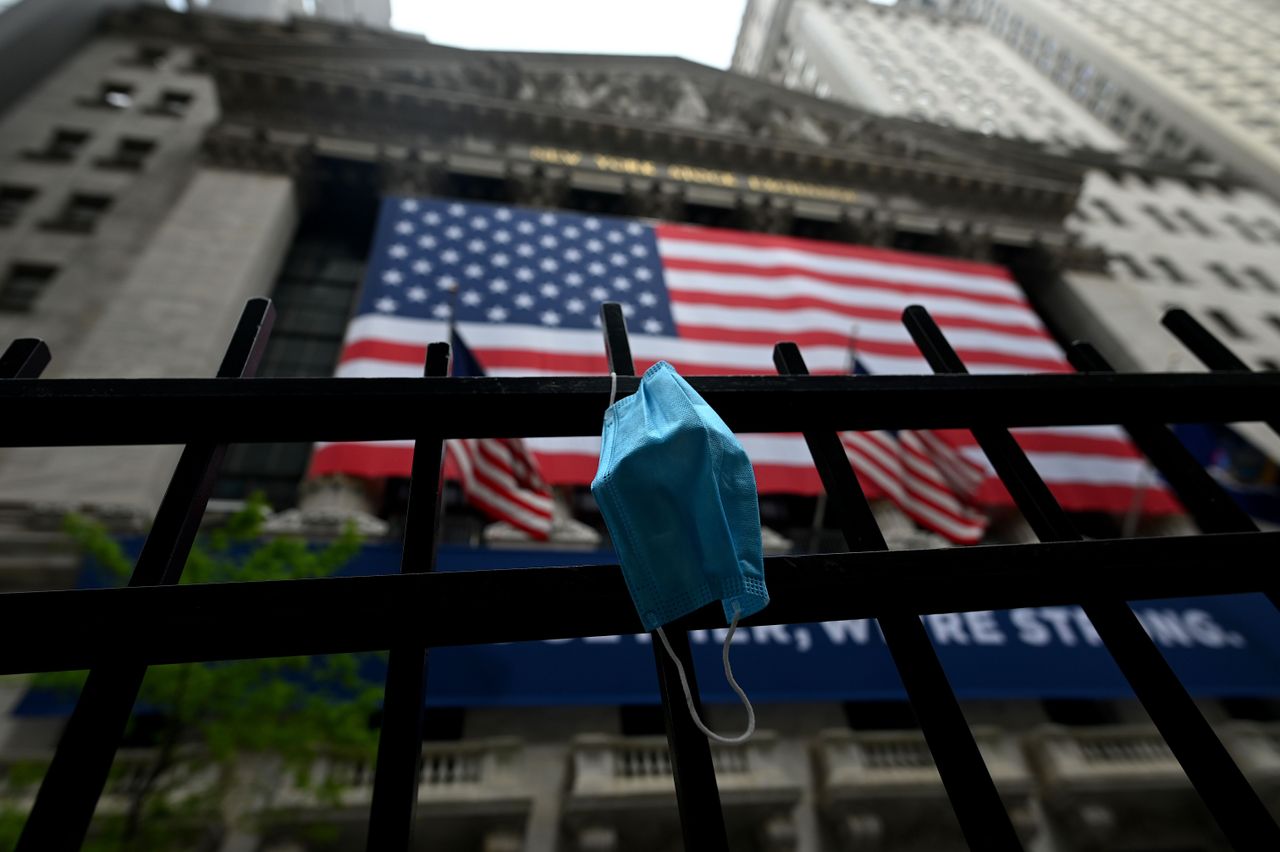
[1122,351,1182,536]
[810,324,861,551]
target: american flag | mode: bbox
[312,197,1178,519]
[845,357,988,544]
[445,329,554,539]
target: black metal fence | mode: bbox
[1,298,1279,851]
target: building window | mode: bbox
[123,44,167,68]
[81,81,135,110]
[94,137,156,172]
[146,89,193,117]
[1245,266,1280,293]
[1208,262,1244,290]
[0,185,37,227]
[0,263,57,313]
[1206,308,1248,340]
[1151,256,1188,283]
[1090,197,1127,226]
[24,128,90,163]
[1108,253,1149,280]
[1141,204,1178,233]
[1223,213,1261,243]
[1253,218,1280,244]
[41,193,112,234]
[1175,207,1213,236]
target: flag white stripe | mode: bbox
[841,440,985,541]
[670,304,1065,360]
[657,237,1025,299]
[664,269,1046,329]
[845,432,982,521]
[449,442,554,532]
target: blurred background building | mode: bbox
[0,1,1277,850]
[735,0,1280,478]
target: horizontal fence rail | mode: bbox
[3,298,1278,852]
[1,373,1279,445]
[0,531,1272,676]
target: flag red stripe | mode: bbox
[656,222,1015,277]
[674,325,1070,373]
[667,288,1047,336]
[662,258,1029,309]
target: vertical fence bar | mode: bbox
[367,342,451,851]
[17,299,275,852]
[1066,342,1258,536]
[1162,308,1280,438]
[1070,342,1280,637]
[600,302,730,852]
[0,339,52,379]
[773,342,1024,852]
[904,305,1280,852]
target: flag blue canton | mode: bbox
[357,198,677,335]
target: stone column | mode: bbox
[0,168,297,518]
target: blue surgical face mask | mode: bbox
[592,360,769,743]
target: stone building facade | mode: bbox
[0,6,1277,852]
[732,0,1280,471]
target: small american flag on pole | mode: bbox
[445,329,554,539]
[845,357,988,544]
[312,197,1178,523]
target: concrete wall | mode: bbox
[0,168,298,514]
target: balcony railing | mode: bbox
[816,727,1037,847]
[567,731,800,809]
[270,737,529,816]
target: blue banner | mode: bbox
[19,543,1280,714]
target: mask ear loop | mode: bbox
[608,371,618,409]
[654,605,756,745]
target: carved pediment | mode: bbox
[112,6,1084,216]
